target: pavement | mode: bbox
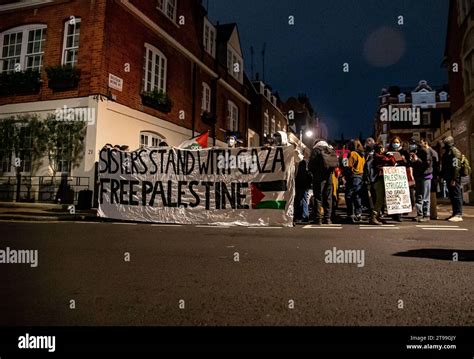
[1,214,472,326]
[0,199,473,222]
[0,202,98,221]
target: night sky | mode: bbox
[208,0,449,140]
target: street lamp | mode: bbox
[300,128,314,141]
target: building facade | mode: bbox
[282,95,327,148]
[374,81,451,152]
[0,0,251,203]
[246,74,287,146]
[445,0,474,202]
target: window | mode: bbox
[263,110,269,136]
[439,91,448,102]
[0,24,46,73]
[422,113,431,126]
[0,125,32,173]
[201,82,211,112]
[427,132,433,143]
[203,18,216,57]
[157,0,177,22]
[271,116,276,134]
[0,151,12,173]
[62,18,81,66]
[143,44,167,93]
[56,152,70,173]
[140,131,165,148]
[228,100,239,132]
[227,46,243,83]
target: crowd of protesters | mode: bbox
[292,134,470,225]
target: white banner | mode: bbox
[383,166,412,215]
[97,146,296,226]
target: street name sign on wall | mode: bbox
[108,73,123,91]
[383,166,412,215]
[97,146,296,226]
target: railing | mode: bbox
[0,175,90,204]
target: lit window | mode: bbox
[62,18,81,66]
[0,24,46,73]
[271,116,276,134]
[228,100,239,132]
[143,44,167,93]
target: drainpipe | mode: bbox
[245,101,249,147]
[191,62,197,137]
[212,76,219,147]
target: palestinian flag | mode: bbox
[251,180,287,210]
[179,132,209,149]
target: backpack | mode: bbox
[460,154,471,177]
[320,147,339,170]
[453,147,471,177]
[363,152,377,184]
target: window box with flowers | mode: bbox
[0,70,42,96]
[141,90,173,113]
[201,111,216,126]
[45,65,80,92]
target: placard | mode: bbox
[383,166,412,215]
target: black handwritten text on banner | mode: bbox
[97,146,296,226]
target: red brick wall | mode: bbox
[0,0,107,105]
[446,0,467,113]
[1,0,251,144]
[104,2,193,128]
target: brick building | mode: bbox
[374,80,451,150]
[0,0,251,202]
[246,74,287,146]
[282,95,328,148]
[444,0,473,202]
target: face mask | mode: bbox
[392,143,400,150]
[409,145,417,152]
